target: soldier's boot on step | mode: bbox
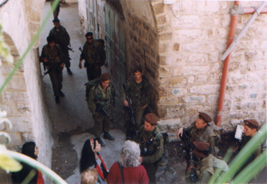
[103,132,115,140]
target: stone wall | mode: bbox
[151,0,266,139]
[0,0,53,181]
[77,0,266,140]
[78,0,87,35]
[124,13,160,114]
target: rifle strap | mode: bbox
[118,162,125,184]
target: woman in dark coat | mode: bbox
[80,138,108,184]
[11,142,44,184]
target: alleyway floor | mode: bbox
[39,2,266,184]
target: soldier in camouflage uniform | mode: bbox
[50,0,62,20]
[49,18,72,75]
[79,32,106,81]
[121,66,150,140]
[235,119,262,176]
[135,113,164,184]
[187,142,228,184]
[177,112,221,156]
[87,73,115,147]
[41,36,65,104]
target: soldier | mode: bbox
[236,119,262,174]
[87,73,115,147]
[121,66,150,140]
[49,18,72,75]
[41,36,65,104]
[188,141,228,183]
[135,113,164,184]
[50,0,62,20]
[79,32,106,81]
[177,112,221,156]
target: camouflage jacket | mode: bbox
[184,122,222,156]
[121,77,150,109]
[135,126,164,164]
[239,135,262,171]
[80,40,106,67]
[195,154,228,183]
[49,25,70,48]
[87,82,115,114]
[41,43,62,68]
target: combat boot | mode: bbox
[59,91,65,97]
[103,132,115,140]
[96,137,105,147]
[67,67,72,75]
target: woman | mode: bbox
[107,140,149,184]
[11,142,44,184]
[80,138,108,184]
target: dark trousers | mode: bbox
[86,66,101,81]
[48,66,63,96]
[142,163,158,184]
[51,2,60,19]
[61,46,70,68]
[125,107,145,132]
[92,112,110,137]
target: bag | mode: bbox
[85,78,100,101]
[209,122,223,145]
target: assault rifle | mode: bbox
[96,102,113,122]
[123,83,135,126]
[42,61,63,77]
[68,47,74,52]
[179,133,197,183]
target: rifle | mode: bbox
[68,47,74,52]
[96,102,113,122]
[42,61,63,77]
[179,133,197,183]
[123,83,135,126]
[79,47,88,67]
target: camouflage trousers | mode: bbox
[124,107,145,131]
[48,66,63,97]
[92,112,110,138]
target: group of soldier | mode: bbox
[40,18,264,184]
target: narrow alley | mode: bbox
[39,2,125,183]
[38,2,266,184]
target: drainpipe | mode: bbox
[221,1,267,61]
[216,1,239,127]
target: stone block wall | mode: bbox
[77,0,266,140]
[96,0,106,40]
[78,0,87,35]
[151,0,266,139]
[0,0,53,181]
[125,13,160,114]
